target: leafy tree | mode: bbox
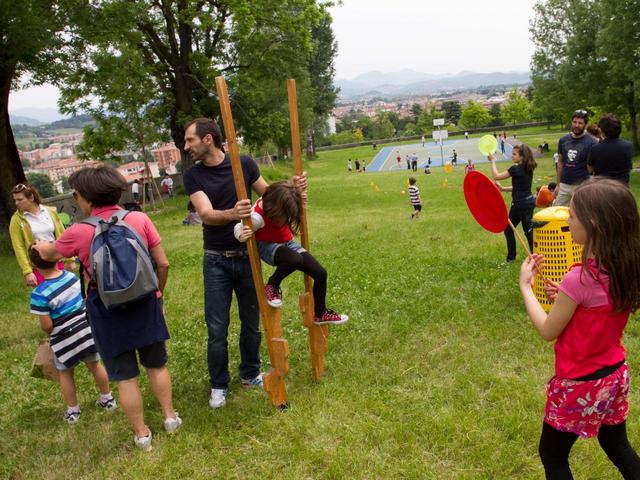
[402,122,417,136]
[307,10,339,156]
[59,0,335,169]
[502,88,531,125]
[529,0,607,126]
[441,101,462,125]
[328,130,356,145]
[370,112,394,139]
[459,100,492,129]
[355,116,374,139]
[488,103,504,127]
[597,0,640,148]
[26,172,54,198]
[353,128,364,142]
[0,0,61,227]
[410,103,422,121]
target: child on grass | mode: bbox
[29,246,116,424]
[233,181,348,325]
[519,179,640,479]
[535,182,557,208]
[408,177,422,219]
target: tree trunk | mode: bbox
[307,128,315,157]
[0,67,26,230]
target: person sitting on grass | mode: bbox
[29,246,116,424]
[408,177,423,219]
[183,201,203,225]
[519,179,640,478]
[234,181,348,326]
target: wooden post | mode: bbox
[215,76,289,408]
[287,78,329,382]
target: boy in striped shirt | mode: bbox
[29,246,116,423]
[408,177,423,219]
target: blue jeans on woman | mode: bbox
[203,252,261,389]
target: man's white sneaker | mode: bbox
[209,388,227,408]
[134,429,153,451]
[164,413,182,433]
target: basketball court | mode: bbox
[366,136,514,172]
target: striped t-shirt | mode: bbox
[408,185,421,205]
[30,270,97,368]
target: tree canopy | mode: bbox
[459,100,492,129]
[530,0,639,147]
[0,0,62,227]
[59,0,337,168]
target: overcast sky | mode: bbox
[329,0,538,79]
[10,0,538,112]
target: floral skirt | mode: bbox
[544,363,629,438]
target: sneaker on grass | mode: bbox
[265,284,282,308]
[313,310,349,326]
[209,388,227,408]
[63,409,81,424]
[95,397,117,411]
[164,413,182,433]
[241,373,264,389]
[134,430,152,451]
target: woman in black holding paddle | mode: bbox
[488,144,537,262]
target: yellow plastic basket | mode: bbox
[532,207,583,312]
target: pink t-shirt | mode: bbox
[558,259,609,308]
[554,259,628,378]
[56,206,161,276]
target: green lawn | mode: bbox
[2,129,640,479]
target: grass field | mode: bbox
[2,129,640,479]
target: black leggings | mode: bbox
[539,421,640,479]
[267,247,327,317]
[504,201,534,261]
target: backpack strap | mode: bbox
[81,216,102,228]
[82,209,130,228]
[111,209,130,222]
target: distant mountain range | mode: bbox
[335,69,531,99]
[10,108,66,126]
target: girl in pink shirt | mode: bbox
[519,179,640,478]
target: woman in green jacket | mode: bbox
[9,183,73,286]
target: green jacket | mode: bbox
[9,206,72,276]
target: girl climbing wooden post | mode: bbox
[287,79,329,381]
[215,76,289,408]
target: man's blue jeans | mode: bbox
[203,252,261,389]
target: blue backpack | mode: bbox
[83,210,158,310]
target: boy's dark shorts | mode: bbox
[103,341,168,381]
[413,204,422,212]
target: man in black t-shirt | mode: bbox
[182,117,305,410]
[553,109,598,206]
[588,113,633,185]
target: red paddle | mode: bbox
[463,171,537,261]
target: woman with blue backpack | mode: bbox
[33,165,181,451]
